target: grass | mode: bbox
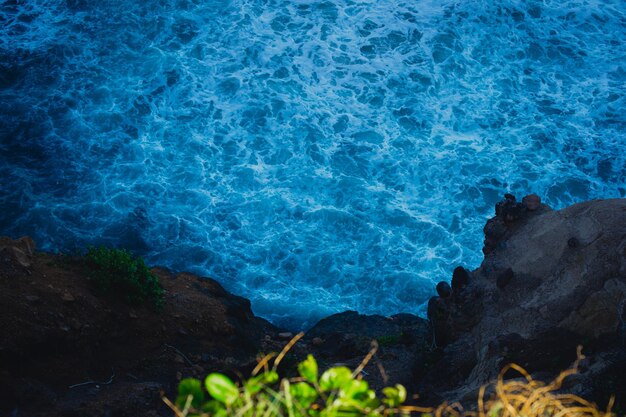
[165,338,616,417]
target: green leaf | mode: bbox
[319,366,353,392]
[343,380,378,405]
[245,371,278,394]
[382,384,406,407]
[176,378,204,409]
[205,373,239,405]
[298,354,319,383]
[290,382,318,408]
[395,384,406,403]
[261,370,279,385]
[202,399,226,414]
[329,397,363,415]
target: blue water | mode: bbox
[1,0,625,328]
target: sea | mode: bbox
[1,0,624,328]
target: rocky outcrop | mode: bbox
[423,197,626,407]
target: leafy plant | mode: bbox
[86,246,164,310]
[165,333,429,417]
[166,340,618,417]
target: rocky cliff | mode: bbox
[0,196,624,416]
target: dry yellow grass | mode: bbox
[420,347,616,417]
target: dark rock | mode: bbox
[568,237,579,248]
[451,266,470,291]
[484,217,507,239]
[426,296,451,347]
[496,268,514,289]
[495,194,526,223]
[522,194,541,211]
[421,199,626,409]
[495,194,517,217]
[505,203,526,222]
[427,296,440,321]
[436,281,452,298]
[483,217,508,254]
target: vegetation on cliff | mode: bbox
[168,336,616,417]
[85,246,164,310]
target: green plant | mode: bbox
[86,246,164,310]
[167,341,618,417]
[166,334,425,417]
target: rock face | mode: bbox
[423,197,626,407]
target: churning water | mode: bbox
[1,0,624,328]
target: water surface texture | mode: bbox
[1,0,625,327]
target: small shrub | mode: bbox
[86,246,163,310]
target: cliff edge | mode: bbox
[0,196,624,416]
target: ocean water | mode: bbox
[1,0,624,328]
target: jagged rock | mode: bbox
[417,198,626,407]
[426,296,440,321]
[436,281,452,298]
[559,279,626,339]
[484,217,507,239]
[451,266,470,291]
[426,296,452,347]
[522,194,541,211]
[495,193,528,223]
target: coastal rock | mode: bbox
[436,281,452,298]
[418,198,626,407]
[451,266,470,292]
[522,194,541,211]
